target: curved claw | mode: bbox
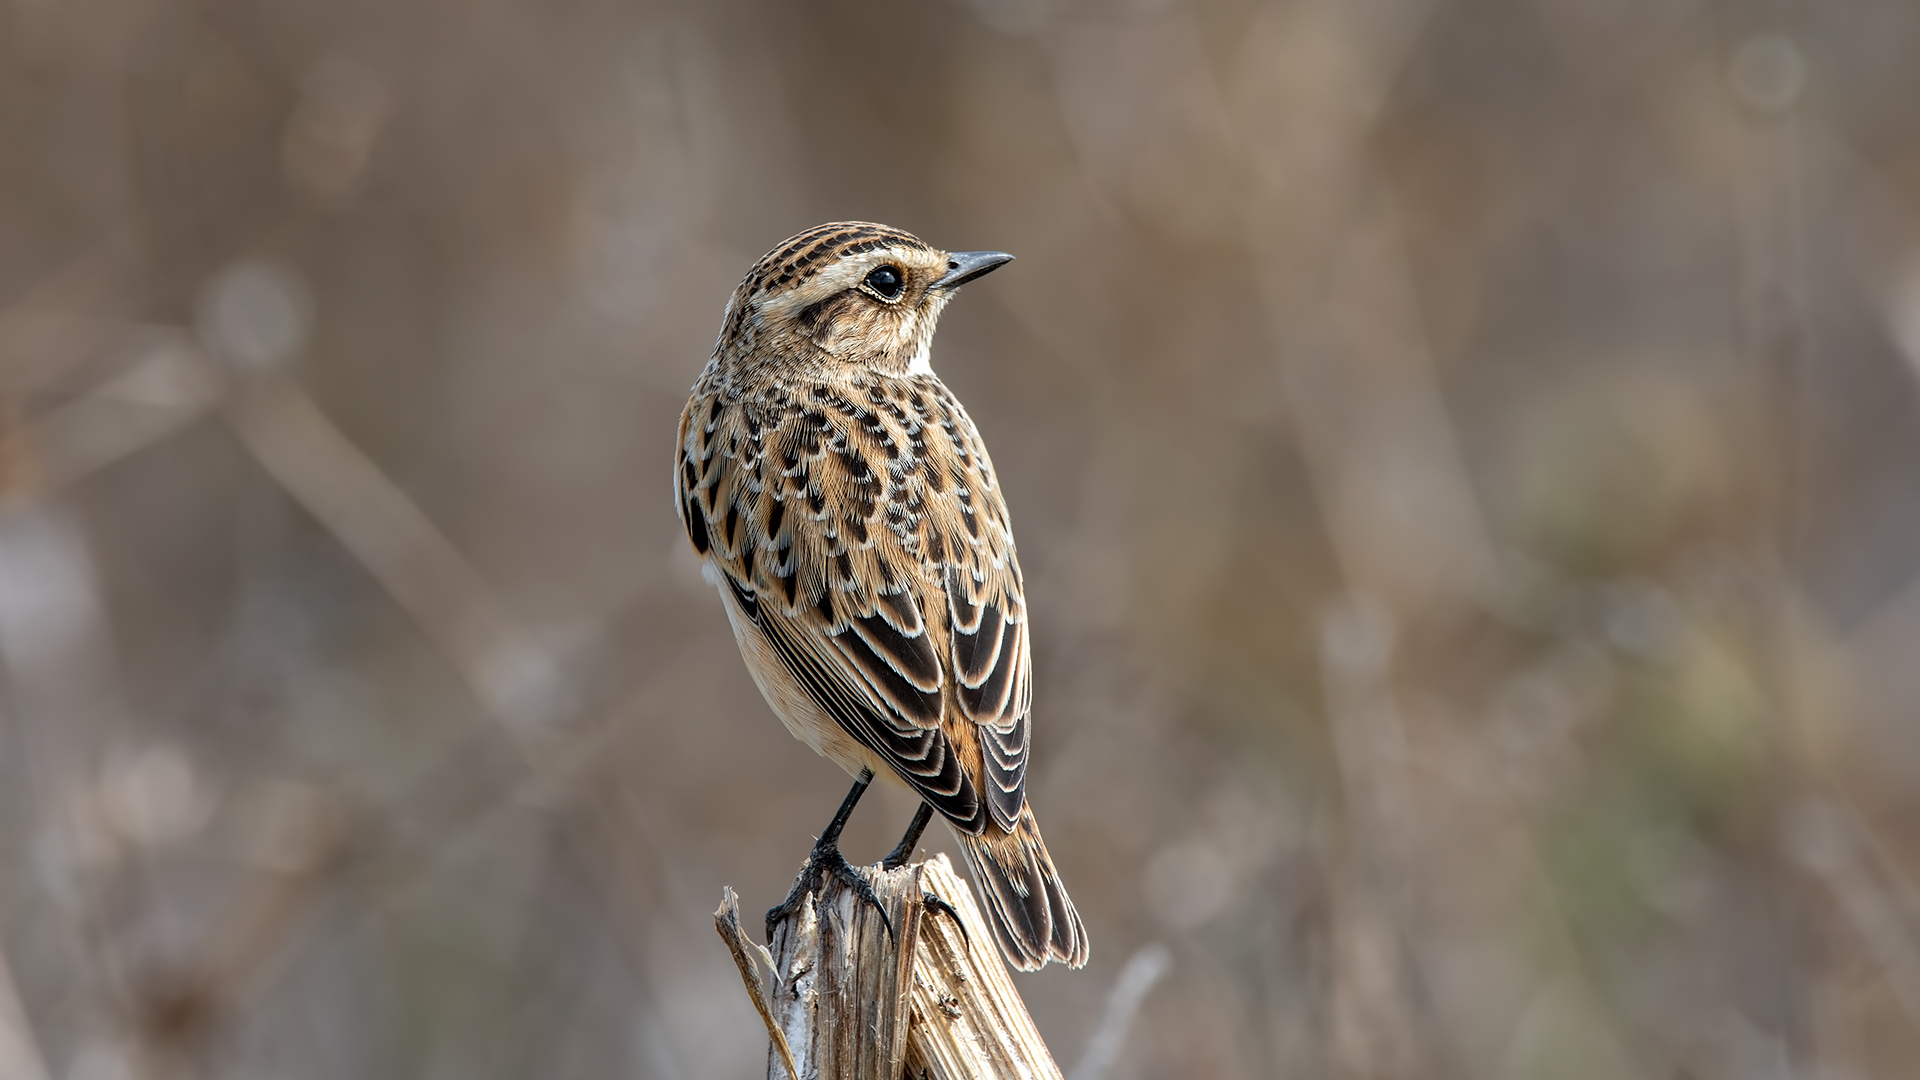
[765,861,822,940]
[922,891,971,954]
[821,847,894,943]
[764,840,895,944]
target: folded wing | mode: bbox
[677,380,993,834]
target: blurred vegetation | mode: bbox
[4,1,1920,1078]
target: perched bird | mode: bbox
[674,222,1088,971]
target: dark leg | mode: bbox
[881,802,935,870]
[766,776,894,941]
[816,774,871,849]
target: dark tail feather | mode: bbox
[955,804,1089,971]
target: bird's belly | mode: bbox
[714,578,901,787]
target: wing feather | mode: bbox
[754,579,983,829]
[917,379,1031,832]
[678,373,1030,836]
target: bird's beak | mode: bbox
[933,250,1014,290]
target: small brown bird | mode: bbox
[674,222,1087,970]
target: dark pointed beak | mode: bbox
[933,250,1014,290]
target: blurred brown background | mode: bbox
[5,0,1920,1077]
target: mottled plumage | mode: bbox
[675,222,1087,970]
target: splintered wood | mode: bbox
[714,854,1063,1080]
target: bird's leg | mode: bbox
[766,775,894,942]
[880,802,935,870]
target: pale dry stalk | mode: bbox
[715,854,1062,1080]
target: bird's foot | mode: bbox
[765,839,895,943]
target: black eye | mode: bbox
[864,265,904,300]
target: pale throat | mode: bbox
[903,303,945,376]
[906,336,934,376]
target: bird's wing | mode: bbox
[676,376,994,832]
[914,377,1031,834]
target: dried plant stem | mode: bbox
[716,887,803,1080]
[715,853,1062,1080]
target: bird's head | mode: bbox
[714,222,1011,378]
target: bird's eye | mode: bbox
[864,265,904,300]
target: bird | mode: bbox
[673,222,1088,971]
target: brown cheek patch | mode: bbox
[795,296,836,335]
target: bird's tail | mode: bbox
[955,804,1089,971]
